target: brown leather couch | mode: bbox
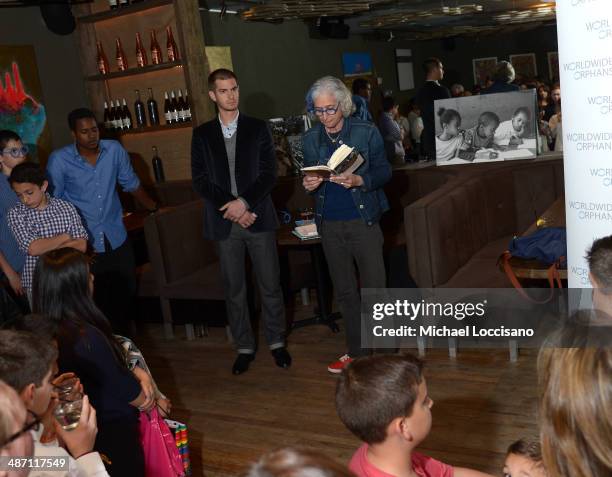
[404,156,564,288]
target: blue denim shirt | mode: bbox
[302,117,391,228]
[46,140,140,253]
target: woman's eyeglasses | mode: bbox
[310,104,340,117]
[0,410,40,448]
[1,146,29,158]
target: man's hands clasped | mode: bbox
[220,199,257,229]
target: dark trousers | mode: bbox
[320,219,387,357]
[96,419,144,477]
[216,224,286,353]
[91,238,137,336]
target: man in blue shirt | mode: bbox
[351,78,373,122]
[47,108,158,335]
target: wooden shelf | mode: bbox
[77,0,174,24]
[117,121,193,136]
[86,61,182,81]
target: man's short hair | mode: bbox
[335,354,424,445]
[587,235,612,289]
[208,68,238,91]
[8,162,45,187]
[382,96,397,112]
[0,330,57,394]
[352,78,370,95]
[0,130,22,151]
[422,57,441,75]
[68,108,97,131]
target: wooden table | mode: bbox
[277,224,341,332]
[502,196,567,280]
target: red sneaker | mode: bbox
[327,354,353,374]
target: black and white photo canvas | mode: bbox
[433,90,538,167]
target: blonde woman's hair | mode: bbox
[245,448,355,477]
[538,346,612,477]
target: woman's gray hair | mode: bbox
[306,76,355,118]
[494,61,516,84]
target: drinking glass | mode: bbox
[54,378,83,431]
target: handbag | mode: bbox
[139,407,185,477]
[500,227,566,303]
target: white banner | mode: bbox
[557,0,612,288]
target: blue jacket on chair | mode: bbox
[302,117,392,228]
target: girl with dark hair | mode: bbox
[32,247,153,477]
[435,108,463,161]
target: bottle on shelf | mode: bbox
[135,32,148,68]
[151,146,166,183]
[119,0,129,7]
[163,91,173,125]
[177,89,186,122]
[115,99,125,130]
[115,38,128,71]
[150,30,163,65]
[96,41,110,75]
[122,99,132,130]
[134,89,147,128]
[103,101,112,130]
[108,0,118,9]
[170,90,180,123]
[147,88,160,126]
[166,26,179,62]
[109,100,117,131]
[184,89,192,121]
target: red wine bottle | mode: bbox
[163,91,173,124]
[122,98,132,130]
[103,101,112,130]
[134,89,147,128]
[184,89,192,122]
[147,88,160,126]
[170,90,179,123]
[177,89,186,122]
[152,146,166,183]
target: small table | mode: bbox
[276,224,340,332]
[502,196,567,280]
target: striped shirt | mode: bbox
[7,194,88,293]
[0,174,25,275]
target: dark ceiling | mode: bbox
[200,0,557,40]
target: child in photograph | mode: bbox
[461,111,500,151]
[336,354,495,477]
[503,439,547,477]
[435,108,464,161]
[6,162,88,299]
[494,107,531,147]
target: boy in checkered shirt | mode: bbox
[7,162,88,299]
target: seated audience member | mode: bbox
[543,85,560,122]
[537,85,549,114]
[494,107,531,147]
[460,111,500,152]
[435,108,464,161]
[246,448,355,477]
[450,84,465,98]
[587,234,612,318]
[0,330,110,477]
[379,97,405,166]
[31,248,154,477]
[481,62,520,95]
[503,439,546,477]
[548,100,562,152]
[336,354,494,477]
[352,78,373,122]
[0,379,34,477]
[538,345,611,477]
[6,163,87,300]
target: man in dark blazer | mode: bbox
[191,68,291,375]
[415,57,451,161]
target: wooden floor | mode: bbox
[138,299,539,477]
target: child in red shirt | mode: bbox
[335,354,494,477]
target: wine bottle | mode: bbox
[108,0,118,9]
[96,41,110,75]
[122,98,132,130]
[184,89,192,121]
[163,91,173,125]
[135,32,148,68]
[150,30,162,65]
[103,101,112,130]
[109,100,117,131]
[166,26,179,62]
[115,38,128,71]
[170,90,180,123]
[152,146,166,183]
[134,89,147,128]
[177,89,186,122]
[147,88,160,126]
[116,99,126,130]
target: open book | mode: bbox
[301,144,364,179]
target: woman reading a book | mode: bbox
[301,76,392,375]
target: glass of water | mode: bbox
[54,378,83,431]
